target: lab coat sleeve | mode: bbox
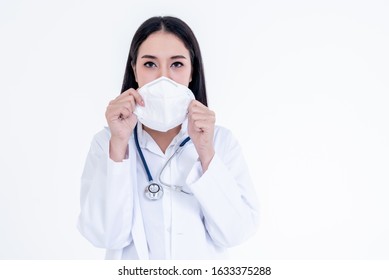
[186,127,259,247]
[77,129,134,250]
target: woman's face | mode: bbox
[133,31,192,88]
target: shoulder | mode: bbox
[214,124,233,138]
[213,125,247,164]
[90,127,135,152]
[89,127,112,153]
[213,125,239,149]
[93,126,111,143]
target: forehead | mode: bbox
[138,31,190,57]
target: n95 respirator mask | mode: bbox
[133,76,195,132]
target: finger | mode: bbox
[189,101,213,114]
[189,112,214,124]
[189,112,216,124]
[106,108,130,122]
[118,96,137,113]
[189,106,215,118]
[109,97,134,113]
[128,88,145,106]
[191,120,214,132]
[110,94,138,112]
[118,88,144,106]
[189,99,207,108]
[106,103,132,120]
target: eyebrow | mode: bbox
[140,54,187,60]
[171,55,187,60]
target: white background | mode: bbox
[0,0,388,259]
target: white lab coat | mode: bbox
[77,121,259,259]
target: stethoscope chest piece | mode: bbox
[145,182,164,200]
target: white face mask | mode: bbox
[133,76,195,132]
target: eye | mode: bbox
[171,61,184,68]
[144,61,157,68]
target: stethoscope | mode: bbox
[134,124,192,200]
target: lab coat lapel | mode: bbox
[129,136,149,260]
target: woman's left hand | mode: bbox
[188,100,216,171]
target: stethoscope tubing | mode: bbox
[158,146,192,195]
[134,124,154,182]
[134,124,192,198]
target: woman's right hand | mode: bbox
[105,88,144,161]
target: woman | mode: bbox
[78,16,259,259]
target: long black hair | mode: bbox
[121,16,208,106]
